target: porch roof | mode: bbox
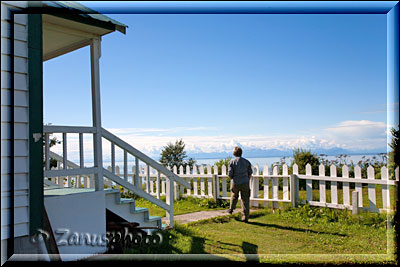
[42,1,127,34]
[41,1,128,61]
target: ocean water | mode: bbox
[95,154,386,173]
[195,154,386,171]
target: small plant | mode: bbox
[198,198,217,208]
[217,199,230,208]
[211,216,231,224]
[198,198,229,209]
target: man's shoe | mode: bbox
[227,209,233,214]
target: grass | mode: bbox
[112,187,397,264]
[122,207,396,264]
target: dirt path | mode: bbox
[162,209,258,224]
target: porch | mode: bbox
[33,2,190,259]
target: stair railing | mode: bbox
[43,125,190,227]
[101,128,190,227]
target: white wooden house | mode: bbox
[1,1,189,262]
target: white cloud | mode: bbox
[322,120,387,150]
[107,126,218,136]
[48,120,388,163]
[324,120,386,138]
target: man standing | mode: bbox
[227,146,253,222]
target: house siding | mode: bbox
[1,1,29,240]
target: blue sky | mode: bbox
[43,9,390,157]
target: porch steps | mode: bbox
[44,187,164,230]
[105,189,163,230]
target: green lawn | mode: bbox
[123,208,396,264]
[114,188,397,264]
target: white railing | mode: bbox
[101,128,190,227]
[43,125,190,227]
[43,126,97,180]
[43,126,96,189]
[45,151,94,188]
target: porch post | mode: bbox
[91,37,104,191]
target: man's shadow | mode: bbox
[242,241,259,262]
[246,220,347,237]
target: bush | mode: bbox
[198,198,229,209]
[214,156,232,174]
[280,204,391,228]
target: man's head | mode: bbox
[233,146,242,157]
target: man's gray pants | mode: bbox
[229,181,250,221]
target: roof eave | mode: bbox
[29,1,127,35]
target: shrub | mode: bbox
[280,204,391,228]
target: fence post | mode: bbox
[367,166,378,212]
[319,164,326,205]
[290,174,298,208]
[214,165,220,200]
[173,165,179,200]
[179,165,185,196]
[193,165,198,197]
[263,165,269,208]
[381,166,389,210]
[212,174,218,203]
[186,165,191,196]
[352,191,359,215]
[293,164,299,205]
[200,165,205,197]
[342,165,350,207]
[330,165,338,205]
[354,165,363,208]
[251,165,259,207]
[282,164,289,201]
[272,165,279,209]
[221,165,227,198]
[166,176,174,227]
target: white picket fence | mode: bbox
[46,156,399,213]
[102,163,398,213]
[295,164,398,213]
